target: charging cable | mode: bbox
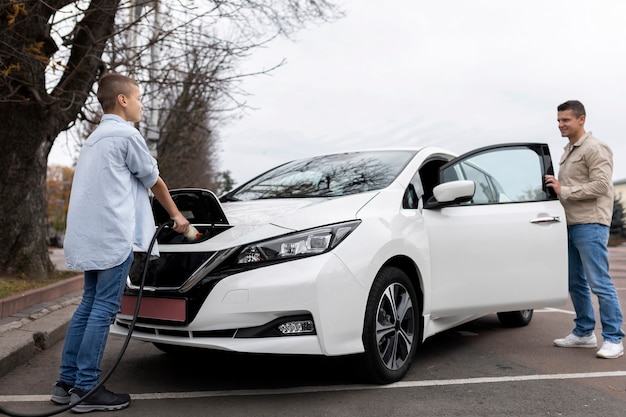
[0,221,172,417]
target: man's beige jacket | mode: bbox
[558,131,614,226]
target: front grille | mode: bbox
[129,251,215,289]
[126,250,227,325]
[116,320,236,338]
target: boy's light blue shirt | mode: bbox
[64,114,160,271]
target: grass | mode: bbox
[0,271,78,300]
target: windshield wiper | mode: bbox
[220,195,240,202]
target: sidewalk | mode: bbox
[0,248,83,377]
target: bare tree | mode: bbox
[149,16,236,191]
[214,170,236,195]
[157,49,221,190]
[0,0,342,279]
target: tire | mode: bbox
[358,267,420,384]
[497,309,533,327]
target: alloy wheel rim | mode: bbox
[375,282,415,370]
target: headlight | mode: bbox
[236,220,361,265]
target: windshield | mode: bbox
[224,151,417,201]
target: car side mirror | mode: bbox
[424,180,475,209]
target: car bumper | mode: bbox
[111,252,369,356]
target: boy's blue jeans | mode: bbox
[568,224,624,344]
[58,251,133,391]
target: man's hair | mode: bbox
[557,100,586,118]
[97,73,138,112]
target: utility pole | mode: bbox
[131,0,160,157]
[145,0,160,157]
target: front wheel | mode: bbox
[497,309,533,327]
[358,267,420,384]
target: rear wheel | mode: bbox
[358,267,420,384]
[497,309,533,327]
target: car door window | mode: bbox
[441,145,550,205]
[402,184,420,209]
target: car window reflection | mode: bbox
[228,151,417,201]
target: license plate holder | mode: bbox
[119,295,186,323]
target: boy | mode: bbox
[51,73,190,412]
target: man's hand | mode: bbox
[544,174,561,196]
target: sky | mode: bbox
[49,0,626,186]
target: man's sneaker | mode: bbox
[50,381,72,405]
[553,333,597,348]
[596,341,624,359]
[70,386,131,413]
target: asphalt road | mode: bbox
[1,248,626,417]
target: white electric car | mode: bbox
[111,143,568,384]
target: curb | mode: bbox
[0,277,83,378]
[0,297,80,377]
[0,274,83,320]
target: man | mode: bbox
[545,100,624,359]
[50,73,190,412]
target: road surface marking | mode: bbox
[536,307,575,315]
[2,370,626,403]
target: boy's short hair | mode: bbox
[557,100,586,118]
[97,73,138,112]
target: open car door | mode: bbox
[422,143,568,318]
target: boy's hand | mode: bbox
[171,214,190,234]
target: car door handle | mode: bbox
[530,216,561,224]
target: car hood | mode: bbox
[162,190,378,249]
[222,192,377,228]
[213,193,377,247]
[222,193,373,226]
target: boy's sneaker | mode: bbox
[70,386,131,413]
[50,381,73,405]
[596,341,624,359]
[553,333,597,348]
